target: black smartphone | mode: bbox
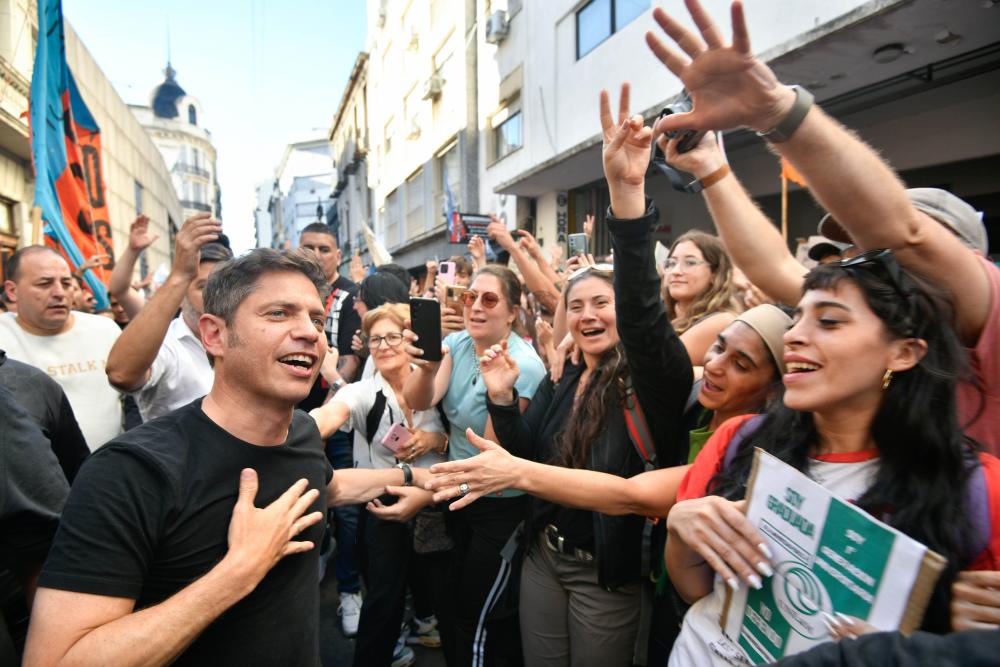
[409,297,443,362]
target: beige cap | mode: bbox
[734,304,792,375]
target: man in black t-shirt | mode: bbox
[25,249,429,666]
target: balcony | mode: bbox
[174,162,210,179]
[180,200,212,212]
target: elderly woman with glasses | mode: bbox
[402,264,547,667]
[309,303,448,666]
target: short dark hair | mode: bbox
[448,255,473,277]
[358,271,408,310]
[5,246,63,282]
[376,263,411,291]
[200,239,234,264]
[299,223,337,243]
[203,249,330,325]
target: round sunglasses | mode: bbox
[459,289,501,309]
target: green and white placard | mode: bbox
[721,449,945,664]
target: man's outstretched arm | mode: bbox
[23,471,322,667]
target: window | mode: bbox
[188,104,197,126]
[384,116,397,154]
[405,168,424,238]
[436,140,461,222]
[576,0,649,58]
[492,106,522,161]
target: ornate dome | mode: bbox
[151,62,186,119]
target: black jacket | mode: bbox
[487,201,692,590]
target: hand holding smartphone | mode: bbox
[409,297,443,362]
[568,233,589,257]
[381,423,412,453]
[438,261,457,285]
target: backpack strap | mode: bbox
[365,389,388,445]
[622,376,656,473]
[965,462,990,562]
[722,414,767,472]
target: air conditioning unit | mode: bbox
[485,10,509,44]
[421,73,445,100]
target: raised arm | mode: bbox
[601,84,694,465]
[428,429,692,515]
[487,217,562,314]
[664,132,806,306]
[107,216,157,319]
[105,214,222,392]
[401,333,452,410]
[24,470,322,667]
[647,0,990,341]
[515,229,564,291]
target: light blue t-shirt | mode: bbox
[442,330,545,498]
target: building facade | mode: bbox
[364,0,480,269]
[329,52,374,270]
[129,63,221,224]
[479,0,1000,256]
[270,138,333,248]
[0,0,182,282]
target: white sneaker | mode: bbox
[391,633,416,667]
[338,591,363,637]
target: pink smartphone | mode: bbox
[438,261,457,285]
[381,423,412,453]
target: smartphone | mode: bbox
[409,297,443,362]
[381,423,412,453]
[568,233,589,257]
[438,261,457,285]
[445,284,467,312]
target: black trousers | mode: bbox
[354,506,449,666]
[443,496,526,667]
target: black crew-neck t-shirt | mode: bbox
[38,399,332,666]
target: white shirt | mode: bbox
[132,316,214,421]
[333,370,446,470]
[0,311,122,450]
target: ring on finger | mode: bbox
[459,482,471,496]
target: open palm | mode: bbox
[600,84,653,190]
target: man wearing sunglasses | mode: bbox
[649,0,998,456]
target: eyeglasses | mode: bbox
[459,290,501,309]
[367,332,404,349]
[665,257,709,272]
[566,263,614,281]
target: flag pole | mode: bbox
[781,173,788,244]
[31,206,42,245]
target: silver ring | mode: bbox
[458,482,471,496]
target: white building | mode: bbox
[0,0,182,282]
[329,52,375,269]
[479,0,1000,256]
[364,0,480,269]
[253,180,273,248]
[271,138,334,248]
[129,63,220,225]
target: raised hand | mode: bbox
[223,469,323,586]
[468,236,487,267]
[350,254,366,283]
[128,215,159,252]
[583,214,595,240]
[479,340,520,404]
[440,305,465,336]
[663,129,727,179]
[173,213,222,281]
[645,1,795,134]
[486,214,516,251]
[402,326,447,373]
[426,428,518,510]
[319,345,340,385]
[600,84,653,219]
[514,229,541,258]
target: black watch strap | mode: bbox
[757,86,814,143]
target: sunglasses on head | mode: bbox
[834,249,912,298]
[566,263,614,281]
[459,290,501,309]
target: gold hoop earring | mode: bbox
[882,369,893,391]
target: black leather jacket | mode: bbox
[487,201,692,590]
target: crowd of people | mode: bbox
[2,2,999,666]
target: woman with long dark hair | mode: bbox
[666,251,1000,665]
